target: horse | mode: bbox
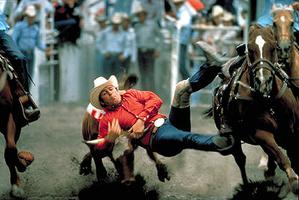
[272,3,299,89]
[207,24,299,195]
[256,3,299,179]
[0,54,34,198]
[256,2,299,176]
[80,75,170,185]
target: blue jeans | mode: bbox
[0,31,28,90]
[151,119,216,157]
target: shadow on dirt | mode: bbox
[78,174,159,200]
[229,179,289,200]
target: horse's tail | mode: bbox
[202,107,213,118]
[0,71,7,92]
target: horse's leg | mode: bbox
[90,149,109,182]
[264,155,277,178]
[4,113,25,198]
[255,129,299,194]
[79,152,93,175]
[231,140,248,184]
[286,134,299,175]
[115,148,136,186]
[146,149,170,182]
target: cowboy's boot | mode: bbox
[196,41,227,67]
[19,94,40,122]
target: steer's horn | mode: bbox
[82,138,105,145]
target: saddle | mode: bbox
[0,54,40,126]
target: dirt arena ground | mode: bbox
[0,103,297,200]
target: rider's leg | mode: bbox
[0,31,40,121]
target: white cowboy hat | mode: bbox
[111,13,122,24]
[89,75,119,109]
[25,5,36,17]
[172,0,185,3]
[212,5,224,17]
[132,2,147,15]
[222,11,234,22]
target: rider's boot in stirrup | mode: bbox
[19,94,40,122]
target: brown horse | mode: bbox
[80,75,170,184]
[268,3,299,178]
[0,54,34,198]
[209,24,299,195]
[272,4,299,89]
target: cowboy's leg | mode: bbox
[169,63,221,131]
[0,31,29,91]
[151,120,233,157]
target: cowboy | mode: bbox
[88,73,234,162]
[0,1,40,122]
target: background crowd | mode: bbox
[1,0,248,105]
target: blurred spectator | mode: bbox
[172,0,196,80]
[95,15,108,75]
[97,12,128,77]
[12,5,49,89]
[54,0,82,45]
[201,4,224,53]
[214,0,235,14]
[13,0,54,23]
[0,0,18,26]
[220,11,238,56]
[211,4,224,25]
[132,0,165,24]
[121,13,137,76]
[133,4,162,91]
[0,0,29,89]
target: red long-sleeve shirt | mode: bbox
[96,89,166,150]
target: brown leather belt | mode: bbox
[152,126,159,134]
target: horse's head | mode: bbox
[272,4,294,60]
[247,25,278,99]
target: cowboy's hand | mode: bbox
[128,119,145,139]
[106,118,121,142]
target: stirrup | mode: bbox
[18,94,40,125]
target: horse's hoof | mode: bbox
[290,178,299,195]
[16,159,27,173]
[157,164,170,182]
[18,151,34,166]
[10,184,25,199]
[121,177,136,186]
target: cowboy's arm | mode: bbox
[131,89,163,122]
[96,118,121,150]
[128,90,163,138]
